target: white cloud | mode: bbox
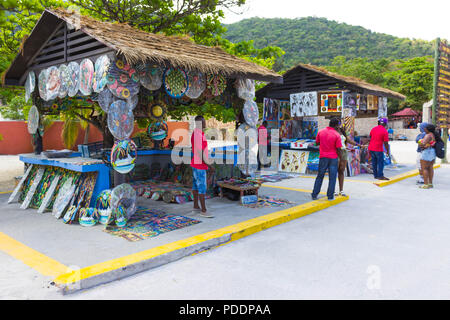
[223,0,450,41]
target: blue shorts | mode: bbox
[192,168,207,194]
[421,148,436,162]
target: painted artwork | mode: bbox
[67,61,80,97]
[279,150,309,174]
[290,91,318,117]
[243,100,259,127]
[343,92,358,116]
[107,100,135,140]
[279,120,293,140]
[185,71,206,99]
[107,59,140,99]
[79,58,95,96]
[279,100,291,120]
[358,94,368,111]
[343,116,355,137]
[347,148,361,177]
[137,64,163,91]
[302,117,319,139]
[46,66,61,101]
[58,64,70,98]
[378,96,388,118]
[307,151,320,172]
[93,55,111,93]
[320,92,343,113]
[367,95,379,110]
[263,98,279,121]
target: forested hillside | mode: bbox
[224,17,434,70]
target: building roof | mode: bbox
[390,107,420,117]
[3,8,283,86]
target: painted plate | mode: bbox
[148,102,167,121]
[79,58,94,96]
[243,99,259,127]
[52,178,75,219]
[110,183,136,220]
[67,61,80,97]
[107,100,135,140]
[185,71,206,99]
[46,66,61,101]
[58,64,70,98]
[111,139,137,174]
[137,64,163,91]
[107,59,140,99]
[93,55,111,93]
[236,78,255,101]
[98,88,114,113]
[25,71,35,102]
[163,68,189,98]
[27,105,39,134]
[207,74,226,96]
[38,69,49,101]
[126,94,139,110]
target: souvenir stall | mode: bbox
[256,63,406,176]
[4,8,282,227]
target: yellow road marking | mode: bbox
[0,232,69,277]
[0,191,13,194]
[374,164,441,187]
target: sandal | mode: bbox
[199,211,214,218]
[419,184,432,189]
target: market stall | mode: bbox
[256,63,406,176]
[3,8,283,227]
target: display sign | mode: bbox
[437,41,450,129]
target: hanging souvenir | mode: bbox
[27,105,39,134]
[67,61,80,97]
[97,88,114,113]
[163,68,189,98]
[107,100,135,140]
[147,121,168,141]
[236,78,255,101]
[95,189,112,225]
[107,58,140,99]
[148,101,167,121]
[109,183,137,226]
[25,71,35,103]
[185,71,206,99]
[92,55,111,93]
[111,139,137,174]
[236,123,258,176]
[38,69,49,101]
[243,100,259,127]
[207,74,227,96]
[45,66,61,101]
[137,64,163,90]
[58,64,70,98]
[79,58,94,96]
[126,94,139,110]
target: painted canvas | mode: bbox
[358,94,368,111]
[343,116,355,137]
[279,100,291,120]
[347,148,361,177]
[343,92,358,116]
[320,92,343,113]
[302,117,319,139]
[279,150,309,174]
[307,151,320,172]
[263,98,279,121]
[378,97,388,117]
[279,120,293,140]
[367,95,379,110]
[290,91,318,117]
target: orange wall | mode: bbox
[0,121,189,155]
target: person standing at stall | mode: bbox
[257,121,269,170]
[415,122,428,185]
[191,115,214,218]
[311,118,342,201]
[368,118,390,181]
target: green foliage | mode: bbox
[61,116,79,149]
[224,17,435,71]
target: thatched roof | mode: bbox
[3,8,282,86]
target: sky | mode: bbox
[222,0,450,41]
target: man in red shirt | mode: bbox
[258,121,269,170]
[191,115,214,218]
[312,118,343,200]
[368,117,390,181]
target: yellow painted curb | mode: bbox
[54,196,349,286]
[0,232,69,277]
[374,164,441,187]
[0,191,12,194]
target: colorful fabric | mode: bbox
[368,125,389,152]
[103,206,201,242]
[316,127,342,159]
[192,167,207,195]
[242,196,294,209]
[191,128,208,170]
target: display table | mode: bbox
[217,181,260,204]
[19,153,110,206]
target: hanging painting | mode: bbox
[27,105,39,134]
[263,98,279,121]
[185,71,206,99]
[107,100,135,140]
[320,92,343,113]
[290,91,318,117]
[163,68,189,98]
[343,92,358,116]
[137,64,163,91]
[25,71,35,103]
[206,74,226,97]
[279,150,309,174]
[38,69,49,101]
[279,120,293,140]
[358,94,367,111]
[367,95,379,110]
[111,139,138,174]
[58,64,70,98]
[79,58,94,96]
[279,100,291,121]
[67,61,80,97]
[302,117,319,139]
[46,66,61,101]
[98,88,114,113]
[347,148,361,177]
[107,59,140,99]
[378,97,388,118]
[93,55,111,93]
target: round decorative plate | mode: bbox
[79,58,94,96]
[111,139,137,174]
[25,71,35,102]
[126,94,139,110]
[148,101,167,121]
[236,78,255,101]
[163,68,189,98]
[46,66,61,101]
[185,71,206,99]
[27,105,39,134]
[110,183,137,220]
[147,121,168,141]
[107,100,135,140]
[207,74,226,96]
[58,64,70,98]
[93,55,111,93]
[67,61,80,97]
[38,69,49,101]
[137,64,163,90]
[107,59,140,99]
[243,99,259,127]
[98,88,114,113]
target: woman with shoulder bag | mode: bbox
[418,124,440,189]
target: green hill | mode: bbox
[224,17,434,70]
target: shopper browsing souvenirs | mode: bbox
[368,118,390,181]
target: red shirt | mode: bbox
[315,127,342,159]
[369,125,389,152]
[258,125,268,146]
[191,128,208,170]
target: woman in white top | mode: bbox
[336,125,362,196]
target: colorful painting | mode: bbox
[67,61,80,97]
[347,148,361,177]
[8,165,34,204]
[46,66,61,101]
[107,100,135,140]
[343,116,355,137]
[320,92,343,113]
[343,92,358,116]
[164,68,189,98]
[263,98,279,121]
[107,59,140,99]
[367,95,379,110]
[307,151,320,172]
[279,120,293,140]
[27,105,39,134]
[290,91,318,117]
[38,68,49,101]
[358,94,368,111]
[279,100,291,120]
[206,74,226,97]
[302,117,319,139]
[79,58,94,96]
[58,64,70,98]
[279,150,309,174]
[378,96,388,118]
[137,64,163,91]
[92,55,111,93]
[185,71,206,99]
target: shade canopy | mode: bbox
[390,108,420,118]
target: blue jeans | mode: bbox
[312,157,338,200]
[370,151,385,178]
